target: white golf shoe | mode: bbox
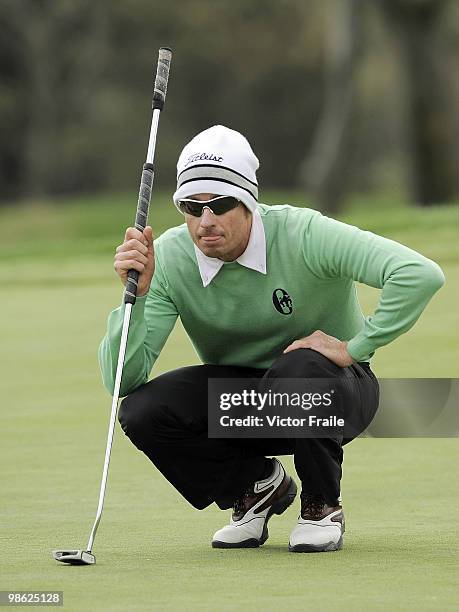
[212,458,297,548]
[289,495,344,552]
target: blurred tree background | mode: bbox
[0,0,458,210]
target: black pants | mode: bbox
[118,349,379,509]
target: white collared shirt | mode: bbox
[194,208,267,287]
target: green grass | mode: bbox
[1,193,458,611]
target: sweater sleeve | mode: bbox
[303,212,445,362]
[98,253,178,397]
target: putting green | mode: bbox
[1,196,458,611]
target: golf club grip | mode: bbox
[152,47,172,110]
[124,163,155,305]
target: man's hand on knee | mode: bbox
[283,330,355,368]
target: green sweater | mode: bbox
[98,204,445,396]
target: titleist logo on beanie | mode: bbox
[173,125,260,213]
[184,153,224,167]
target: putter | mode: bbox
[53,47,173,566]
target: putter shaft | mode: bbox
[87,303,133,552]
[87,106,163,554]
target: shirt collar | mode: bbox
[194,208,267,287]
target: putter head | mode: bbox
[53,550,95,565]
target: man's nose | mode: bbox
[199,206,215,227]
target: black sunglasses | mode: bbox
[177,195,241,217]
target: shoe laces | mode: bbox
[233,488,253,515]
[301,494,326,519]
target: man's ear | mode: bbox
[242,203,252,218]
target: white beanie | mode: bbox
[173,125,259,213]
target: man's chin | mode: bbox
[201,245,223,258]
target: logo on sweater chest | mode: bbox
[272,288,293,315]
